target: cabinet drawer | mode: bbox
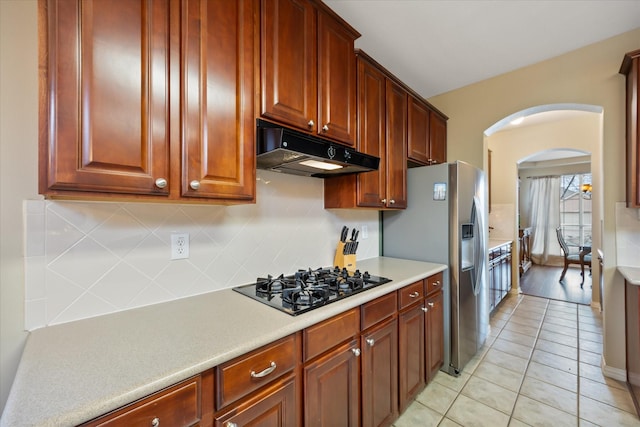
[304,308,360,362]
[398,280,425,310]
[425,272,443,296]
[216,334,298,409]
[81,375,202,427]
[361,292,397,330]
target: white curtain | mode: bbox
[527,176,561,265]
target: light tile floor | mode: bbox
[394,294,640,427]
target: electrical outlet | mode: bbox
[361,225,368,239]
[171,233,189,260]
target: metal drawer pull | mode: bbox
[250,361,277,378]
[409,291,420,298]
[154,178,167,189]
[322,124,329,132]
[428,302,435,308]
[433,280,440,286]
[151,418,160,427]
[225,422,238,427]
[421,307,429,312]
[189,180,200,190]
[352,348,361,357]
[366,338,375,346]
[308,120,315,128]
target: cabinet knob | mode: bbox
[366,338,375,347]
[322,124,329,132]
[189,180,200,190]
[409,291,420,298]
[381,198,387,204]
[151,418,160,427]
[307,120,315,128]
[433,281,440,286]
[225,422,238,427]
[428,302,435,308]
[390,199,396,204]
[154,178,167,189]
[422,307,429,312]
[352,348,361,357]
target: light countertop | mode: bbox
[0,257,446,427]
[618,266,640,286]
[488,238,513,251]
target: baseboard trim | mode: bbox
[601,355,627,382]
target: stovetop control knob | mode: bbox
[353,269,361,278]
[363,271,370,280]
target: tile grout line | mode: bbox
[504,297,551,427]
[439,294,542,426]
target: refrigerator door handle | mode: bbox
[472,196,485,296]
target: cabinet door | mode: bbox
[181,0,255,201]
[385,80,408,209]
[407,95,430,165]
[361,318,398,427]
[317,9,357,146]
[429,111,447,165]
[260,0,316,132]
[215,376,298,427]
[304,339,360,427]
[356,55,387,207]
[398,304,424,412]
[40,0,170,195]
[425,291,444,383]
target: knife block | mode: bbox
[334,242,356,272]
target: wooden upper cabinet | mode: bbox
[260,0,359,146]
[385,79,408,209]
[260,0,316,132]
[429,111,447,165]
[317,8,357,145]
[620,49,640,208]
[323,52,406,210]
[407,96,447,166]
[181,0,256,201]
[407,95,431,165]
[40,0,171,196]
[39,0,256,203]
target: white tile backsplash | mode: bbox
[23,170,380,329]
[615,202,640,267]
[489,203,515,239]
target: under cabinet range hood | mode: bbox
[256,120,380,178]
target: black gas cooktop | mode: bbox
[233,267,392,316]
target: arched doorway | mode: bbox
[484,104,603,307]
[517,149,593,304]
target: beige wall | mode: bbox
[430,28,640,378]
[0,0,39,412]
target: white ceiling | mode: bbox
[324,0,640,99]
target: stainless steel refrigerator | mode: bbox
[382,161,488,376]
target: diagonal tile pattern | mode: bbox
[394,294,640,427]
[23,171,382,329]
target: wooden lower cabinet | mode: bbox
[425,290,444,383]
[398,302,425,413]
[80,274,447,427]
[361,318,398,427]
[304,339,361,427]
[214,376,298,427]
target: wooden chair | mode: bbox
[556,227,591,286]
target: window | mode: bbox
[559,173,592,249]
